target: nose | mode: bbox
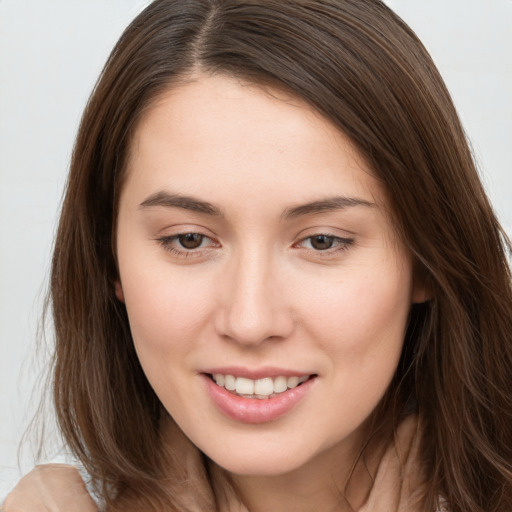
[214,249,295,346]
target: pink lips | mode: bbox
[202,372,316,424]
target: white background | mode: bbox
[1,0,511,500]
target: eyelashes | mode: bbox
[157,233,218,258]
[294,234,354,252]
[156,232,354,259]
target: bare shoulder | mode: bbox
[2,463,98,512]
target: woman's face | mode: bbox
[116,74,423,478]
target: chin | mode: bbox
[208,445,312,477]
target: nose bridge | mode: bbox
[217,244,292,345]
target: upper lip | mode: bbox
[201,366,315,380]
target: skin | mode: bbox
[3,465,98,512]
[114,73,426,512]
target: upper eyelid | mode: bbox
[159,233,217,245]
[156,231,354,251]
[294,224,357,238]
[154,223,219,241]
[295,235,353,248]
[298,232,352,240]
[295,233,353,244]
[156,234,219,259]
[156,232,352,242]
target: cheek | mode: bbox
[298,262,412,375]
[119,268,218,419]
[300,267,411,438]
[119,262,215,363]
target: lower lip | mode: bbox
[203,374,316,424]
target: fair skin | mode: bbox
[2,465,98,512]
[112,73,426,512]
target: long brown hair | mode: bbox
[49,1,512,510]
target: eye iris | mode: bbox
[311,235,334,250]
[178,233,203,249]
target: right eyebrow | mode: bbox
[139,191,223,217]
[282,196,375,219]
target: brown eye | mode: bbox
[309,235,335,250]
[178,233,204,249]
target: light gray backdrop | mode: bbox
[1,0,511,500]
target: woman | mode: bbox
[4,0,512,511]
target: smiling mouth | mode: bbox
[207,373,316,399]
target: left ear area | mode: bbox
[412,285,430,304]
[411,262,433,304]
[115,281,125,303]
[411,274,433,304]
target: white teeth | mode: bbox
[235,377,254,395]
[224,374,236,391]
[254,377,274,395]
[287,376,300,389]
[273,376,288,393]
[212,373,311,398]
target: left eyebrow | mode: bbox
[282,196,375,219]
[139,191,222,216]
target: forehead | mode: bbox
[124,74,386,211]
